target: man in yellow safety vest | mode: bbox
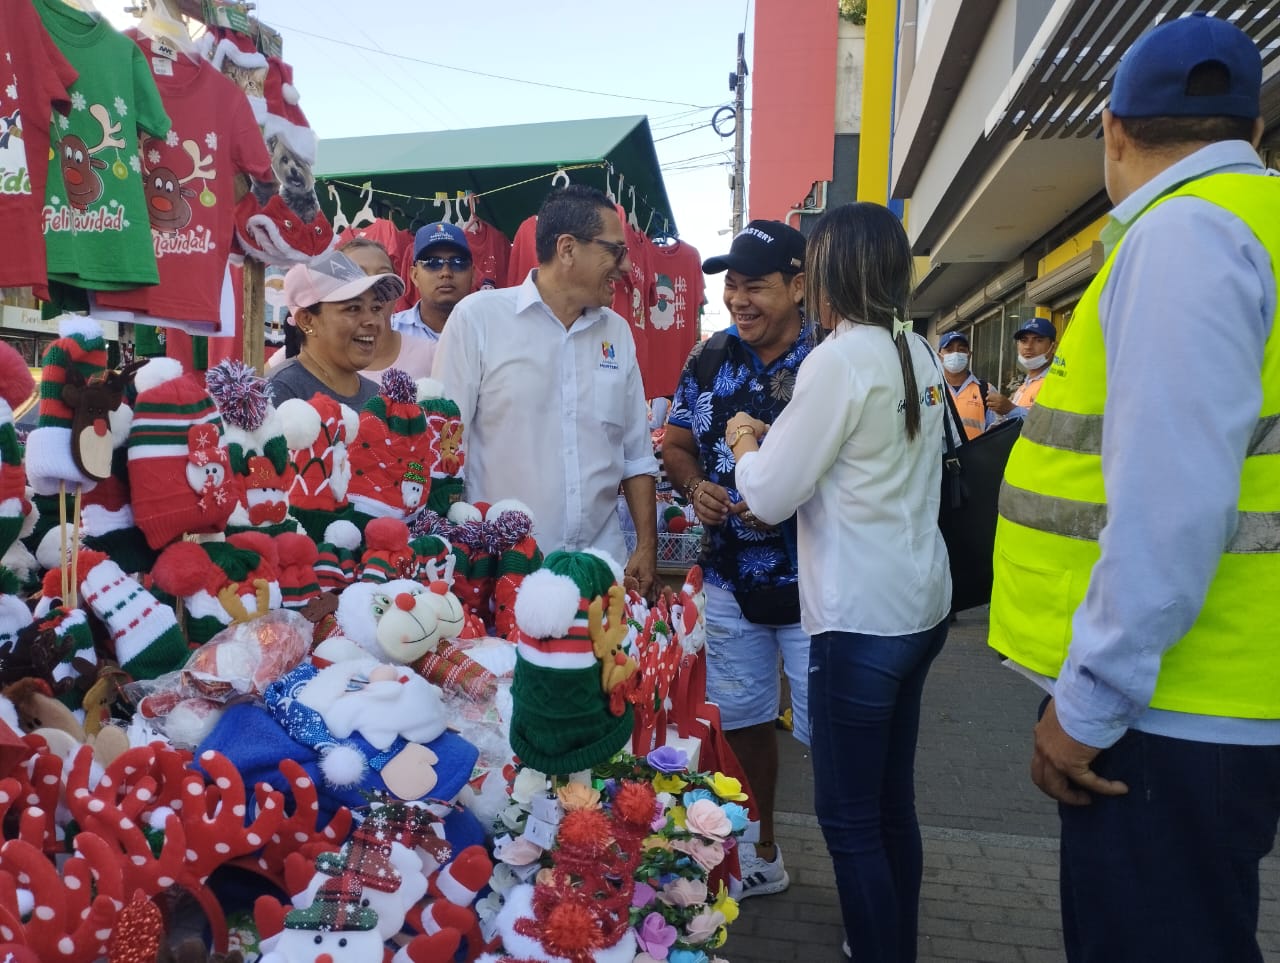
[989,13,1279,962]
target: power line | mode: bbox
[263,19,717,110]
[653,124,709,143]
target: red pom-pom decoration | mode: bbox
[153,541,216,597]
[612,780,658,829]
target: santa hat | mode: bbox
[431,844,492,907]
[487,502,542,639]
[314,520,361,591]
[24,316,107,494]
[153,534,281,645]
[509,551,633,775]
[0,342,34,560]
[127,359,237,550]
[205,26,269,125]
[280,395,360,542]
[284,873,379,932]
[276,531,321,608]
[235,192,336,267]
[358,516,414,583]
[347,370,429,524]
[207,360,295,536]
[77,550,187,680]
[262,55,317,166]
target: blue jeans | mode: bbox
[1058,727,1280,963]
[809,622,948,963]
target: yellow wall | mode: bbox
[857,0,896,204]
[1037,214,1107,275]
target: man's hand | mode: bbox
[689,479,734,527]
[1030,698,1129,806]
[624,542,658,601]
[986,389,1015,415]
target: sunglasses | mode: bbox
[572,235,630,263]
[417,256,472,271]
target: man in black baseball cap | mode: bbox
[662,218,814,899]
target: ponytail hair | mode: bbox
[804,203,921,440]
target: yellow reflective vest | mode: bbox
[989,173,1280,717]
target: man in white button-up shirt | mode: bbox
[433,185,659,595]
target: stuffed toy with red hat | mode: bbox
[279,394,360,544]
[486,500,543,639]
[416,378,466,516]
[126,359,237,551]
[257,872,383,963]
[152,532,282,646]
[357,517,416,584]
[347,370,431,527]
[206,359,296,538]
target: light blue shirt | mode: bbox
[389,305,440,342]
[1053,141,1280,748]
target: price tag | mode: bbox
[151,37,178,61]
[521,815,559,850]
[529,794,564,825]
[152,57,174,76]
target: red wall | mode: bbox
[748,0,839,222]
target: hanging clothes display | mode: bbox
[506,213,538,288]
[645,238,705,398]
[35,0,171,291]
[0,0,77,299]
[463,214,511,290]
[93,36,272,324]
[336,215,416,312]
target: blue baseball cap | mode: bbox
[1110,13,1261,120]
[1014,318,1057,341]
[938,331,969,350]
[413,222,471,261]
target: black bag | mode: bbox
[938,381,1022,612]
[733,582,802,626]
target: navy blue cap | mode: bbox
[1014,318,1057,341]
[938,331,969,350]
[1110,13,1261,120]
[413,222,471,261]
[703,220,806,277]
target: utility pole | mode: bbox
[730,31,747,235]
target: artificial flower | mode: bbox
[669,951,710,963]
[632,880,658,908]
[643,834,674,852]
[489,862,520,894]
[636,911,679,959]
[682,788,715,807]
[498,804,528,833]
[720,802,750,833]
[653,772,689,794]
[671,838,725,871]
[511,766,549,804]
[536,867,556,885]
[634,955,666,963]
[668,805,688,830]
[708,772,749,801]
[493,835,543,867]
[557,782,602,812]
[647,745,689,773]
[658,877,708,908]
[712,881,740,924]
[684,799,733,840]
[685,908,727,945]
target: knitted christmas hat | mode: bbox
[0,343,34,560]
[127,359,237,551]
[410,534,454,584]
[25,317,108,494]
[314,520,362,591]
[509,551,633,775]
[348,370,430,523]
[488,501,543,639]
[416,379,466,516]
[276,531,322,609]
[280,395,360,543]
[262,55,317,166]
[358,517,415,584]
[207,360,294,536]
[153,534,282,646]
[77,550,187,681]
[284,873,378,932]
[314,822,403,894]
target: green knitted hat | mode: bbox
[508,550,633,775]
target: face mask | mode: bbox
[941,352,970,374]
[1018,353,1049,371]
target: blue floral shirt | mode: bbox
[667,324,817,591]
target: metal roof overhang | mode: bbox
[312,115,676,239]
[909,0,1280,313]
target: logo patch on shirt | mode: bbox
[599,341,619,370]
[922,384,945,407]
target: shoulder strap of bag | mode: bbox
[978,378,989,409]
[694,330,734,389]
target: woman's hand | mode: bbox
[725,413,769,447]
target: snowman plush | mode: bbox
[259,873,384,963]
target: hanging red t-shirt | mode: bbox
[0,1,77,298]
[646,239,706,398]
[464,216,511,291]
[609,210,658,398]
[506,214,538,288]
[95,44,271,323]
[338,217,415,312]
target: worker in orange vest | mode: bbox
[987,318,1058,421]
[938,331,996,440]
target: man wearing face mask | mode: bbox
[986,318,1057,420]
[937,331,996,439]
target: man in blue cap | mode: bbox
[386,222,476,369]
[937,329,996,438]
[989,13,1278,960]
[985,317,1056,421]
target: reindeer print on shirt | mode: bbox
[139,132,218,254]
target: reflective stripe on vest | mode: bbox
[988,172,1280,718]
[950,380,986,440]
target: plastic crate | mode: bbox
[625,530,703,566]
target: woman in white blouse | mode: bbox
[729,202,951,963]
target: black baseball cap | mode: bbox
[702,220,806,277]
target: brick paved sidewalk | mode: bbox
[719,610,1280,962]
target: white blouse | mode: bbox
[735,322,951,637]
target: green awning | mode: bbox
[313,115,676,240]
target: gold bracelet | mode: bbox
[728,425,756,446]
[685,477,706,501]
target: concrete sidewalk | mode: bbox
[720,608,1280,962]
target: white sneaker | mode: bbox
[842,938,852,959]
[736,842,791,898]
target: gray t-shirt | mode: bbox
[268,358,378,409]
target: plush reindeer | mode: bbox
[61,360,148,483]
